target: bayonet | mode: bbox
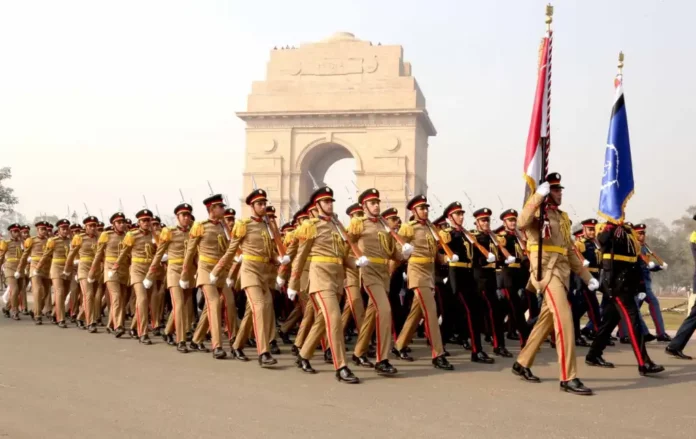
[307,171,320,190]
[206,181,214,195]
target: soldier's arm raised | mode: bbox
[518,193,544,231]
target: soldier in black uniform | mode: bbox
[585,221,664,375]
[472,208,511,357]
[443,202,494,363]
[575,219,603,341]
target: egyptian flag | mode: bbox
[598,66,634,223]
[523,31,553,203]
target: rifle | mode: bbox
[642,243,665,265]
[352,182,406,246]
[402,182,454,259]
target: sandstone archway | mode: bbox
[237,32,436,221]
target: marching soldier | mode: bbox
[89,212,129,337]
[342,202,365,337]
[148,203,193,352]
[64,216,100,333]
[0,223,23,320]
[287,186,360,383]
[211,189,288,366]
[16,220,52,324]
[585,221,665,376]
[18,225,31,314]
[471,208,512,357]
[35,219,72,328]
[383,208,409,339]
[149,216,166,335]
[181,194,230,359]
[393,195,453,370]
[348,188,408,375]
[575,219,603,341]
[112,209,157,345]
[512,173,598,395]
[277,208,309,346]
[443,202,495,364]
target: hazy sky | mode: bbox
[1,0,693,226]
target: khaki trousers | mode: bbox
[341,285,365,333]
[79,280,96,326]
[517,276,577,381]
[19,277,28,311]
[165,286,192,343]
[299,290,346,370]
[193,285,234,349]
[52,278,70,323]
[280,300,302,334]
[6,277,20,314]
[221,286,237,342]
[354,283,393,362]
[31,276,51,319]
[42,278,52,315]
[132,283,153,337]
[68,278,81,318]
[93,282,104,323]
[106,281,126,329]
[150,280,165,329]
[395,287,443,358]
[232,286,273,355]
[294,289,316,349]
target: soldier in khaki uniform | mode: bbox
[341,202,365,338]
[65,216,100,333]
[348,188,412,375]
[67,223,85,327]
[212,189,288,366]
[89,212,129,337]
[112,209,156,344]
[149,216,167,335]
[512,173,598,396]
[287,186,359,383]
[16,225,31,314]
[394,195,454,370]
[0,223,23,320]
[148,203,194,353]
[16,220,52,324]
[181,194,230,360]
[277,210,307,345]
[35,219,72,328]
[94,221,107,324]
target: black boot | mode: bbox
[278,330,292,345]
[585,355,615,368]
[493,347,513,358]
[11,313,20,321]
[461,339,472,351]
[177,342,189,353]
[643,333,656,343]
[114,327,126,338]
[395,348,413,361]
[129,328,138,339]
[58,321,67,329]
[665,347,692,360]
[560,378,593,395]
[512,361,540,382]
[34,318,43,325]
[233,349,249,361]
[351,354,374,368]
[152,327,161,337]
[291,345,300,357]
[471,351,495,364]
[575,336,589,347]
[296,357,316,373]
[2,308,9,318]
[620,336,630,344]
[374,360,398,376]
[336,366,360,383]
[213,347,227,359]
[656,333,672,342]
[139,335,152,345]
[432,355,454,370]
[270,340,281,355]
[258,352,278,367]
[164,333,175,346]
[190,342,209,353]
[639,361,665,376]
[323,348,333,364]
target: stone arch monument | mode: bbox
[237,32,436,219]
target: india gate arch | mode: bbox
[237,32,436,220]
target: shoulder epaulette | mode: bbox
[190,222,204,238]
[71,234,83,246]
[296,218,319,240]
[575,240,586,253]
[438,229,451,244]
[0,240,7,251]
[496,235,506,246]
[122,231,136,247]
[691,231,696,244]
[470,229,480,235]
[159,227,172,243]
[283,230,296,246]
[596,223,607,234]
[46,237,56,249]
[97,231,111,244]
[232,219,251,239]
[24,237,33,248]
[398,221,414,238]
[347,216,364,235]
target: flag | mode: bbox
[523,31,553,203]
[598,72,634,223]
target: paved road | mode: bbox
[1,317,696,439]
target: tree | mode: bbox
[0,167,18,214]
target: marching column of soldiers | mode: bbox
[2,174,693,394]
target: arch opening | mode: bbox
[298,143,356,216]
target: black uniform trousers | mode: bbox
[667,300,696,352]
[449,267,485,353]
[501,267,531,346]
[588,292,649,366]
[474,267,505,349]
[389,265,411,340]
[573,273,602,336]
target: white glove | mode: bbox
[73,260,79,266]
[661,263,668,270]
[287,288,298,301]
[505,255,516,265]
[107,270,114,280]
[443,277,448,285]
[276,276,286,289]
[536,181,551,197]
[486,253,497,264]
[74,275,78,282]
[27,257,32,263]
[143,278,153,289]
[278,255,291,266]
[31,270,37,277]
[62,271,69,278]
[209,272,218,283]
[179,279,190,289]
[226,278,232,288]
[233,255,241,263]
[87,277,95,284]
[637,292,647,301]
[356,255,369,267]
[447,254,460,263]
[582,259,590,267]
[161,253,168,262]
[401,243,414,258]
[14,271,20,279]
[402,272,407,281]
[648,261,656,269]
[588,278,600,291]
[438,315,443,325]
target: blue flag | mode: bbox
[598,76,634,223]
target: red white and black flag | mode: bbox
[523,16,553,203]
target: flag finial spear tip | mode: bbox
[545,4,554,27]
[618,51,625,73]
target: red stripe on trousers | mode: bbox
[615,297,645,366]
[246,289,262,356]
[582,290,599,330]
[545,286,568,382]
[414,288,437,358]
[363,286,383,362]
[456,292,477,353]
[480,292,499,348]
[315,293,339,370]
